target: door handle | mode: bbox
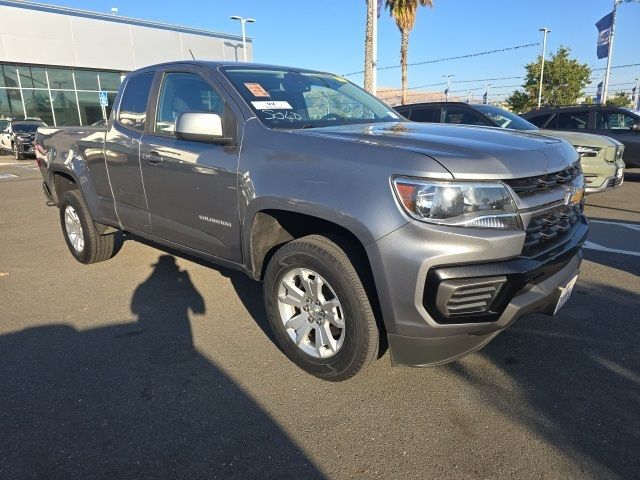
[143,151,163,164]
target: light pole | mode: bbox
[635,77,640,110]
[443,74,454,102]
[537,27,551,108]
[229,16,255,62]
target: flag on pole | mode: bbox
[595,12,614,59]
[596,81,603,103]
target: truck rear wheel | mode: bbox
[263,235,379,381]
[59,190,120,264]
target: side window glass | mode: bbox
[596,111,636,130]
[118,72,154,131]
[411,108,440,123]
[527,113,553,128]
[557,111,589,129]
[156,72,224,135]
[441,107,486,126]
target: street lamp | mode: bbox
[443,74,454,102]
[537,27,551,108]
[229,16,255,62]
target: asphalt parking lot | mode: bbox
[1,156,638,480]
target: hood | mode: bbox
[296,122,578,180]
[538,129,622,148]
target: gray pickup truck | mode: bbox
[36,61,588,381]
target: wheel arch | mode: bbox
[247,209,386,344]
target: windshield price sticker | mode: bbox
[244,83,270,97]
[252,101,293,110]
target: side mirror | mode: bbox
[175,112,234,145]
[631,123,640,132]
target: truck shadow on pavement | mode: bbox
[0,254,324,480]
[449,282,640,479]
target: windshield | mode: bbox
[221,67,401,129]
[474,105,538,131]
[12,123,41,133]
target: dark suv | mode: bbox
[522,106,640,168]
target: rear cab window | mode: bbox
[117,71,155,131]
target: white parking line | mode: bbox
[0,173,19,179]
[583,240,640,258]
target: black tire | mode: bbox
[263,235,379,381]
[59,190,120,264]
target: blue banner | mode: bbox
[596,81,603,103]
[596,12,613,59]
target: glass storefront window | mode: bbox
[19,67,48,89]
[0,88,24,118]
[77,91,104,125]
[51,90,80,125]
[99,71,123,91]
[23,89,54,125]
[0,65,19,88]
[75,70,99,91]
[1,63,128,126]
[47,68,74,90]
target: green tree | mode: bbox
[385,0,433,105]
[607,92,632,107]
[507,46,591,113]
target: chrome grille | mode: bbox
[504,164,581,195]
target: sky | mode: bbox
[36,0,640,101]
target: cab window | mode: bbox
[118,72,154,131]
[557,111,589,129]
[441,107,487,126]
[526,113,554,128]
[410,107,440,123]
[595,111,637,130]
[155,72,224,135]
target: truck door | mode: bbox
[104,71,155,233]
[139,68,242,263]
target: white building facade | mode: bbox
[0,0,252,125]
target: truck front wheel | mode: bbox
[59,190,120,264]
[263,235,379,381]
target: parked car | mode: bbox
[522,105,640,168]
[36,61,587,381]
[0,120,46,159]
[394,102,625,194]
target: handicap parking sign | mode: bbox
[99,91,108,107]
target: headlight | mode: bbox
[575,146,601,158]
[392,177,519,229]
[616,147,624,161]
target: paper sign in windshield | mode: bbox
[244,83,270,97]
[252,101,292,110]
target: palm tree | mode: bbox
[385,0,433,105]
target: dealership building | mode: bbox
[0,0,252,126]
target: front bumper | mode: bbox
[583,158,624,194]
[16,141,35,155]
[367,214,587,367]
